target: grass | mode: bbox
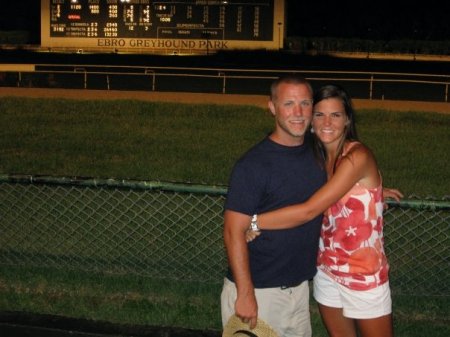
[356,109,450,197]
[0,97,449,197]
[0,265,221,330]
[0,96,449,336]
[0,97,271,185]
[1,266,448,337]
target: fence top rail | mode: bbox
[0,174,227,195]
[1,63,449,79]
[1,174,449,209]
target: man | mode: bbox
[221,75,327,337]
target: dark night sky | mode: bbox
[0,1,449,43]
[285,1,450,41]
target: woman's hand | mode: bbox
[382,187,404,210]
[245,227,261,243]
[383,187,403,202]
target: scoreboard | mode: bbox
[41,0,285,53]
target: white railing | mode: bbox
[0,63,449,102]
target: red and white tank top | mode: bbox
[317,144,389,290]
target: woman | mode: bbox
[247,85,402,337]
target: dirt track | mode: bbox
[1,87,449,114]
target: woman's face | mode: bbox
[312,97,349,147]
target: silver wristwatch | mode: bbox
[250,214,260,232]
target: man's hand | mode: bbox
[235,290,258,329]
[223,210,259,329]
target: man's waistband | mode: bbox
[280,280,305,289]
[225,276,307,290]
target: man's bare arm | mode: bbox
[223,210,258,328]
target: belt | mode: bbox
[280,280,304,289]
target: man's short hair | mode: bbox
[270,75,313,101]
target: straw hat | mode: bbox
[222,315,279,337]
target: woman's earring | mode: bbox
[310,127,314,133]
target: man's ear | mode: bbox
[268,101,276,116]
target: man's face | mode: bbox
[268,82,313,146]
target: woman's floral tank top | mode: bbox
[317,143,389,290]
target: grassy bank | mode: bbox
[0,97,449,197]
[0,96,449,336]
[1,265,449,337]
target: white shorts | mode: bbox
[221,278,312,337]
[313,269,392,319]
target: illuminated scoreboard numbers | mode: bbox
[43,0,284,51]
[48,0,276,40]
[52,24,65,33]
[87,22,98,37]
[219,6,225,28]
[253,7,260,37]
[108,5,118,18]
[123,5,137,32]
[236,6,243,33]
[203,6,209,24]
[140,5,152,31]
[141,6,151,24]
[186,5,193,19]
[89,5,100,14]
[124,5,134,23]
[154,4,171,25]
[51,4,61,20]
[103,22,118,37]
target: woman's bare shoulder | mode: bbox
[344,141,376,165]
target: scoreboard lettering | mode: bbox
[41,0,285,53]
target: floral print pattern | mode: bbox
[317,151,389,291]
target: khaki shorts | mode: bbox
[221,277,312,337]
[313,269,392,319]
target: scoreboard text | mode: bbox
[41,0,285,53]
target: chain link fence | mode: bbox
[0,174,449,298]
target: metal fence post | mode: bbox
[145,68,155,91]
[369,74,374,100]
[74,67,87,89]
[218,71,226,94]
[445,83,448,102]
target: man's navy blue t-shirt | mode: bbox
[224,136,327,288]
